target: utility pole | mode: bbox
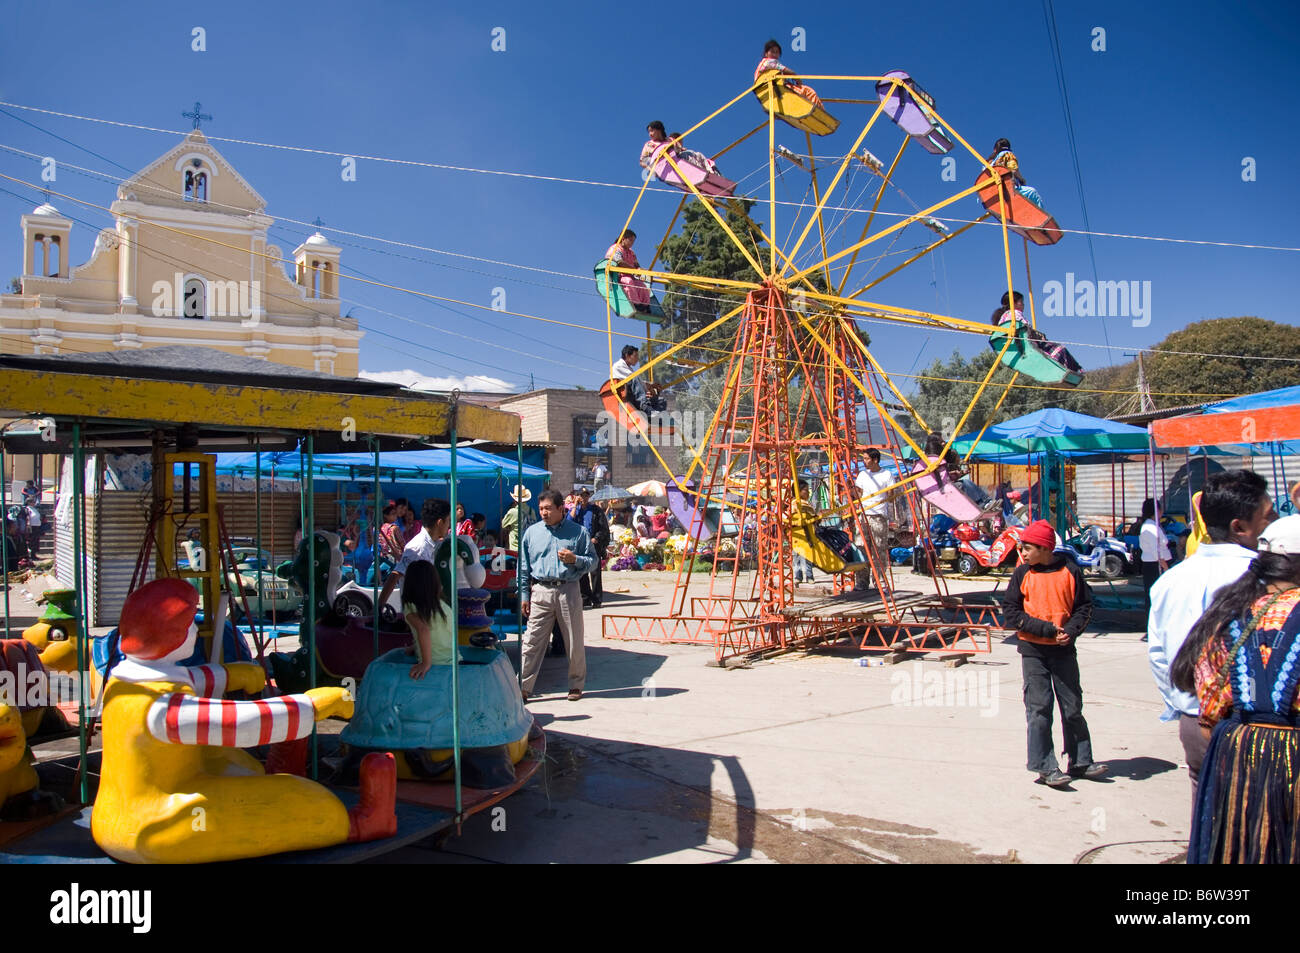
[1135,352,1155,413]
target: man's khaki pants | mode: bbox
[520,582,586,693]
[854,514,890,590]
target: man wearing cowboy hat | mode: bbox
[502,484,536,551]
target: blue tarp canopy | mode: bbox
[949,408,1152,462]
[1200,384,1300,415]
[215,447,549,481]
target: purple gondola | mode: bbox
[876,70,954,156]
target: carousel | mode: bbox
[0,346,542,863]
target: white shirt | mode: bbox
[25,505,41,527]
[1147,542,1255,720]
[855,467,893,517]
[611,358,636,381]
[394,527,438,576]
[1138,519,1170,562]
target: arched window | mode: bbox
[183,163,210,203]
[183,277,206,319]
[31,233,44,275]
[48,236,60,277]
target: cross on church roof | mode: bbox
[312,217,326,227]
[182,101,212,130]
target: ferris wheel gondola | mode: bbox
[876,70,954,155]
[975,165,1063,245]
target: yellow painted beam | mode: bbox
[0,370,520,444]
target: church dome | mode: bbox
[304,232,331,246]
[31,202,61,217]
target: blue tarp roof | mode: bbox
[215,447,549,481]
[951,408,1152,461]
[1200,385,1300,415]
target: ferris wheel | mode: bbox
[595,67,1067,657]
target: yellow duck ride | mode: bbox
[0,702,39,816]
[91,578,397,864]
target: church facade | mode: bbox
[0,130,360,375]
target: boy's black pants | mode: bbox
[1021,647,1094,774]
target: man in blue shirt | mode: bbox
[519,489,597,702]
[1148,470,1274,801]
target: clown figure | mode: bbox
[92,578,396,864]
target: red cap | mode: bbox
[1020,520,1056,549]
[120,578,199,660]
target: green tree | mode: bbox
[903,315,1300,440]
[1145,317,1300,406]
[647,200,851,465]
[903,348,1110,441]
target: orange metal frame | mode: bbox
[602,287,1008,662]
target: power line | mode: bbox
[3,98,1298,252]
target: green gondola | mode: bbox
[594,259,664,322]
[989,326,1082,387]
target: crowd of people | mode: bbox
[837,447,1300,861]
[1146,470,1300,863]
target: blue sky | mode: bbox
[1,0,1296,398]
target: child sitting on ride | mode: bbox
[924,434,994,510]
[640,121,723,182]
[605,229,654,313]
[992,291,1082,373]
[639,121,671,170]
[754,39,822,108]
[987,138,1044,210]
[401,559,454,680]
[668,132,719,174]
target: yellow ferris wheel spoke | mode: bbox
[836,135,908,297]
[847,214,989,300]
[781,97,889,275]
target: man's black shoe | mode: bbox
[1037,769,1073,788]
[1069,763,1107,780]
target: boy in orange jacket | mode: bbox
[1003,520,1107,788]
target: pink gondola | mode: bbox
[911,460,984,522]
[651,150,736,197]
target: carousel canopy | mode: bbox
[215,447,549,481]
